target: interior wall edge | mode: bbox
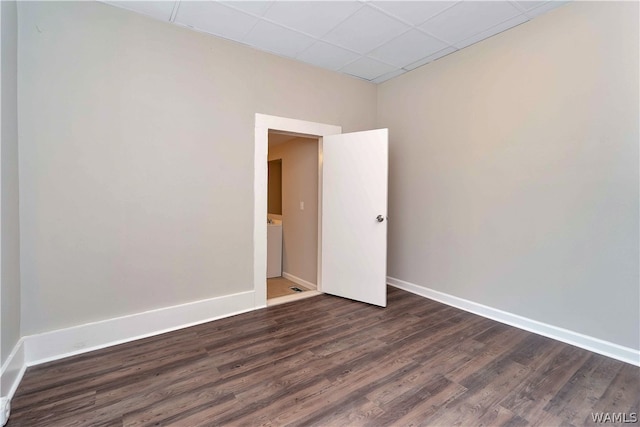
[0,337,26,420]
[387,277,640,367]
[22,290,255,367]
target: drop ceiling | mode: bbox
[102,0,569,83]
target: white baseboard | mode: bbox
[282,272,317,290]
[24,290,256,366]
[387,277,640,367]
[0,338,26,400]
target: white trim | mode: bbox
[24,290,255,366]
[282,271,317,290]
[255,115,341,137]
[316,137,324,293]
[0,338,26,400]
[387,277,640,367]
[267,290,322,307]
[254,114,341,308]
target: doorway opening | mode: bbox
[267,131,320,305]
[255,114,389,309]
[254,114,342,308]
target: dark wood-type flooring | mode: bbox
[8,287,639,426]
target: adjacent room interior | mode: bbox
[266,131,320,304]
[0,0,638,425]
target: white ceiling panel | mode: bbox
[103,1,572,84]
[243,20,315,57]
[263,1,363,38]
[221,1,274,17]
[371,1,457,26]
[340,57,397,81]
[403,46,457,70]
[513,1,549,12]
[525,1,570,19]
[103,1,176,21]
[420,1,522,44]
[372,68,407,84]
[369,29,449,68]
[174,1,258,40]
[454,14,528,49]
[323,5,410,54]
[296,41,360,71]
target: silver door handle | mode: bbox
[376,215,385,222]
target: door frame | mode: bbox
[254,114,341,308]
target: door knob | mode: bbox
[376,215,385,223]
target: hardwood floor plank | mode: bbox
[428,359,532,426]
[372,374,452,425]
[475,405,528,427]
[498,344,591,420]
[586,363,640,422]
[7,288,639,427]
[389,381,469,426]
[544,354,624,425]
[12,349,207,413]
[445,326,528,384]
[366,339,482,410]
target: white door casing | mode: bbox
[254,114,340,307]
[255,114,388,308]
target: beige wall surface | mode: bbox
[377,2,639,349]
[18,1,376,335]
[1,0,21,365]
[269,137,318,285]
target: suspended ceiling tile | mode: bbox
[420,1,522,44]
[174,1,258,40]
[102,1,176,21]
[370,1,457,26]
[263,1,363,38]
[323,6,410,54]
[102,0,573,85]
[513,1,549,11]
[296,41,360,71]
[220,0,274,17]
[243,20,315,57]
[403,46,457,70]
[525,1,570,18]
[454,14,528,49]
[340,57,397,81]
[372,68,407,84]
[369,29,449,68]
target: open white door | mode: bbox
[321,129,388,307]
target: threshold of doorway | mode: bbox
[267,290,322,307]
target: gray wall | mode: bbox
[1,0,20,366]
[377,2,639,350]
[269,137,319,285]
[18,1,376,335]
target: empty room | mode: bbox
[1,0,638,426]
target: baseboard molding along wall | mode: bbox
[24,290,256,366]
[282,272,317,290]
[387,276,640,367]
